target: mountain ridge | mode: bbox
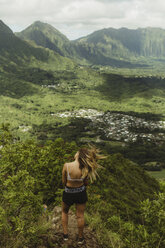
[0,20,13,34]
[15,21,165,66]
[2,20,165,68]
[75,26,165,57]
[16,21,165,42]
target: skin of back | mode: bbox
[62,162,83,187]
[62,152,88,187]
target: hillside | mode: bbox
[0,128,160,247]
[0,20,76,98]
[76,27,165,57]
[1,20,165,167]
[0,20,13,34]
[0,20,76,70]
[73,27,165,66]
[0,20,50,65]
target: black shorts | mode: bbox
[62,185,88,207]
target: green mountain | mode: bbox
[0,20,76,99]
[76,27,165,58]
[0,20,75,70]
[72,27,165,66]
[16,21,72,57]
[0,20,50,65]
[17,22,165,66]
[16,22,137,65]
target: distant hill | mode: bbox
[75,27,165,59]
[16,22,165,66]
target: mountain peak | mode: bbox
[0,20,13,34]
[20,20,69,42]
[33,20,43,25]
[16,20,70,56]
[32,20,48,28]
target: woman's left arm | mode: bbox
[62,163,67,186]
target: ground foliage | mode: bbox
[1,21,165,247]
[0,125,163,247]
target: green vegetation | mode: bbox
[1,64,165,141]
[1,20,165,164]
[75,27,165,62]
[0,126,77,247]
[0,125,162,248]
[1,20,165,247]
[1,21,165,173]
[86,192,165,248]
[147,169,165,181]
[16,21,165,68]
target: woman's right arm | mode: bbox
[62,163,67,186]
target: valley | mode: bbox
[1,19,165,167]
[1,19,165,248]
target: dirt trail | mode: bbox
[50,206,101,248]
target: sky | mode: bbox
[0,0,165,40]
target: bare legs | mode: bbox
[62,202,86,238]
[62,201,70,235]
[76,203,86,238]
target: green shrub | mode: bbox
[0,125,162,247]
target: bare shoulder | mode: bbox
[66,161,74,166]
[63,162,72,169]
[63,163,67,171]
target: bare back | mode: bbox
[65,161,84,188]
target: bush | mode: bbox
[0,125,78,247]
[0,125,161,247]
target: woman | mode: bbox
[62,146,104,244]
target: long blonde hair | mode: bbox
[78,145,105,182]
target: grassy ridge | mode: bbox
[0,126,161,247]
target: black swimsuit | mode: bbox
[62,165,88,206]
[62,185,88,206]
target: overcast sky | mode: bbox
[0,0,165,40]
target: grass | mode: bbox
[1,50,165,142]
[147,169,165,181]
[0,79,165,141]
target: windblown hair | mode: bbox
[78,145,105,182]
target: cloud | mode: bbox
[96,0,132,2]
[0,0,165,40]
